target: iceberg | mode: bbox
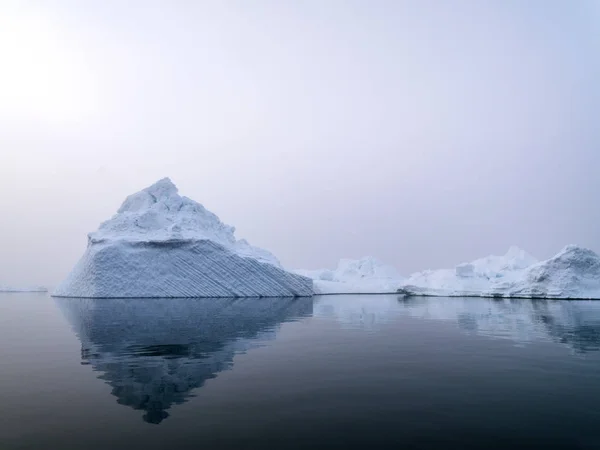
[297,245,600,299]
[401,246,538,297]
[401,245,600,300]
[53,178,313,298]
[486,245,600,299]
[295,257,403,294]
[0,286,47,293]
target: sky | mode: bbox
[1,0,599,287]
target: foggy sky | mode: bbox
[1,0,599,287]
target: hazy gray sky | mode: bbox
[1,0,599,286]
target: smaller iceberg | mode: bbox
[401,246,537,297]
[295,257,403,294]
[0,286,47,293]
[486,245,600,299]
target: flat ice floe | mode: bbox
[53,178,312,298]
[0,286,47,292]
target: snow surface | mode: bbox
[0,286,47,292]
[54,178,313,298]
[295,257,403,294]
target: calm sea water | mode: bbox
[1,293,600,449]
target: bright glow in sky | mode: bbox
[0,4,98,125]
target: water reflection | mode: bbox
[56,295,600,425]
[56,297,312,424]
[400,296,600,352]
[314,295,600,353]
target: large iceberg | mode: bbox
[53,178,313,298]
[401,246,538,297]
[486,245,600,299]
[295,257,403,294]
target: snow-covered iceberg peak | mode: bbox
[53,178,313,298]
[90,178,278,266]
[94,179,232,243]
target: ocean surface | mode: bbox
[1,293,600,449]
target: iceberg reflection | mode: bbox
[397,296,600,352]
[313,295,600,353]
[56,297,312,424]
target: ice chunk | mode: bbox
[54,178,312,298]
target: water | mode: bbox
[2,293,600,449]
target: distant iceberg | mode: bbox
[300,245,600,300]
[53,178,313,298]
[0,286,47,293]
[401,246,538,297]
[295,257,403,294]
[485,245,600,299]
[401,245,600,300]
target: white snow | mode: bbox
[401,246,538,297]
[53,178,313,298]
[295,257,403,294]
